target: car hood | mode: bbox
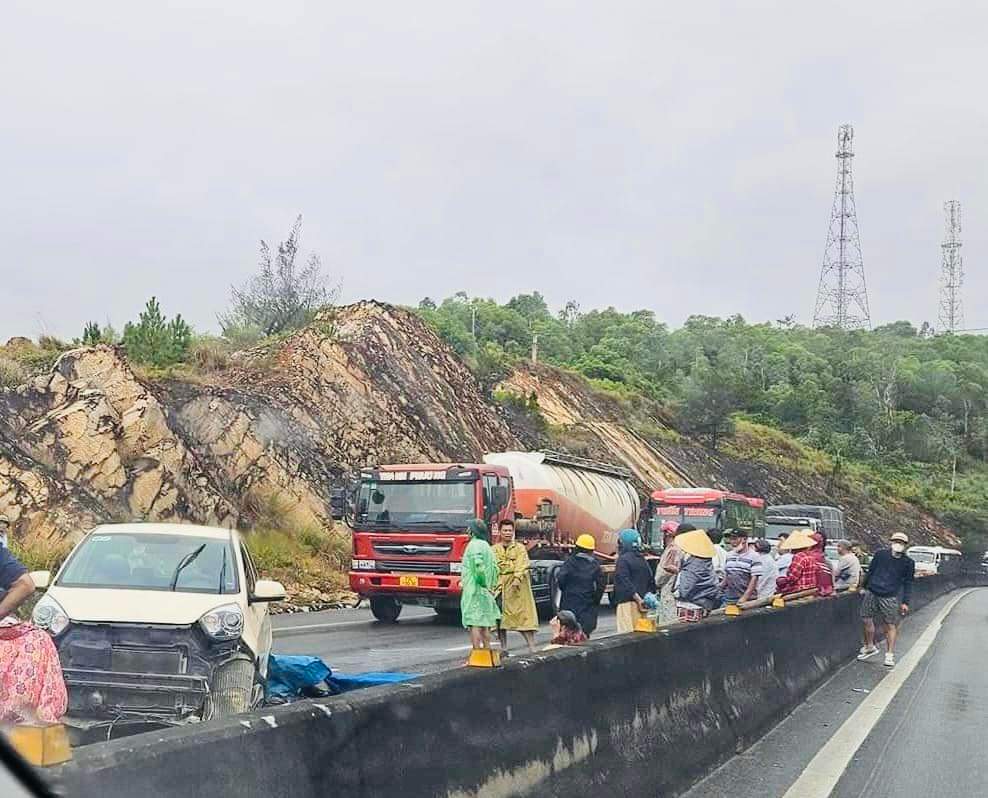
[49,586,240,625]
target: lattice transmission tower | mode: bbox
[813,124,871,329]
[938,200,964,334]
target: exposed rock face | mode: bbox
[0,302,518,542]
[1,347,237,540]
[498,365,690,491]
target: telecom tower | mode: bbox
[813,124,871,329]
[938,200,964,334]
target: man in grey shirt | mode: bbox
[834,540,861,590]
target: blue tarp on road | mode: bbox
[265,654,419,702]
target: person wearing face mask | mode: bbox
[857,532,915,668]
[722,529,759,605]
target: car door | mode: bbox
[237,534,273,676]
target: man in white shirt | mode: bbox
[834,540,862,590]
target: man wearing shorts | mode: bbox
[857,532,915,668]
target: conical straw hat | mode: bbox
[779,529,815,551]
[675,529,716,559]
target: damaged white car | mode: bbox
[31,523,285,740]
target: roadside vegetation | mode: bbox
[417,293,988,548]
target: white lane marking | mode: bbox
[781,588,975,798]
[272,610,433,635]
[445,644,474,652]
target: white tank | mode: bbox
[484,451,640,555]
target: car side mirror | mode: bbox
[30,571,50,590]
[250,579,286,603]
[330,488,347,521]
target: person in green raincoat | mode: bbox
[461,519,501,651]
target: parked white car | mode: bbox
[31,523,285,736]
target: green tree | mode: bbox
[122,297,192,367]
[82,322,102,346]
[676,356,737,448]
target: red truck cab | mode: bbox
[338,463,514,622]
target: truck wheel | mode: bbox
[370,597,402,623]
[434,607,461,624]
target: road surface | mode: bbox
[683,587,988,798]
[271,603,619,673]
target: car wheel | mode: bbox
[209,656,257,718]
[370,597,402,623]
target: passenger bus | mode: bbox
[645,488,766,543]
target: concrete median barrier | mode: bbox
[50,575,983,798]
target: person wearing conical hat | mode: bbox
[672,530,721,622]
[776,529,819,594]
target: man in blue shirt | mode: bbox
[857,531,915,668]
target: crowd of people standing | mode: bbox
[458,516,898,658]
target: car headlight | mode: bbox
[351,559,376,570]
[449,562,462,574]
[199,603,244,641]
[32,594,70,636]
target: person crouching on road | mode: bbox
[654,521,684,625]
[858,532,915,668]
[493,520,537,656]
[556,534,606,638]
[460,519,500,654]
[672,530,721,622]
[614,529,652,634]
[549,610,588,646]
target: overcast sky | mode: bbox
[2,1,986,341]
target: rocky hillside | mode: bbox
[0,301,517,548]
[0,300,956,579]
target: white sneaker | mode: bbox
[884,652,895,668]
[857,646,879,661]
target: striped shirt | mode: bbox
[724,550,758,601]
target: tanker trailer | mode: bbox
[483,450,641,617]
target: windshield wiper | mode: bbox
[170,544,207,591]
[401,520,464,531]
[217,546,227,594]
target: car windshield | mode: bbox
[355,480,475,530]
[57,533,239,593]
[910,551,936,564]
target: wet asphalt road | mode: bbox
[271,602,619,674]
[683,588,988,798]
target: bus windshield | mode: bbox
[654,504,719,530]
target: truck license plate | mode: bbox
[399,575,419,587]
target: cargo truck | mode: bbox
[331,451,640,622]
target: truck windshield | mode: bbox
[654,505,718,530]
[766,521,812,538]
[355,480,475,530]
[57,533,239,593]
[910,551,936,563]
